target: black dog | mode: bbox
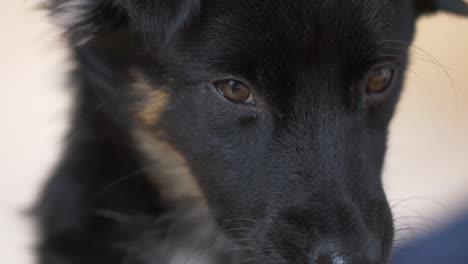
[36,1,468,264]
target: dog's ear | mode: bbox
[45,0,201,46]
[414,0,468,16]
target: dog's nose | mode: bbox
[311,240,382,264]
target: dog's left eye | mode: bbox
[366,67,394,94]
[214,79,254,104]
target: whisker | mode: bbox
[377,40,462,107]
[389,196,450,212]
[402,42,459,98]
[394,225,432,234]
[229,257,257,264]
[92,168,147,198]
[89,208,135,223]
[393,215,441,226]
[184,239,254,264]
[393,237,419,243]
[223,227,256,233]
[214,218,258,228]
[224,246,257,252]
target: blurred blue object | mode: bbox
[392,211,468,264]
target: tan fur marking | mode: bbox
[130,69,203,201]
[131,71,169,126]
[131,71,154,91]
[135,131,204,201]
[136,90,169,125]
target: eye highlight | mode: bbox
[214,79,254,104]
[366,67,395,94]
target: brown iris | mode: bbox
[214,79,253,104]
[366,67,394,94]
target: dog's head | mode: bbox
[46,0,468,263]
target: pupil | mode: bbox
[231,84,241,94]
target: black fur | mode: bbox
[36,1,468,264]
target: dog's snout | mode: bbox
[258,178,393,264]
[311,239,382,264]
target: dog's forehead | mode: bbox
[183,0,397,81]
[199,0,395,44]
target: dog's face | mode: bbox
[47,0,468,263]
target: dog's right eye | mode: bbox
[366,67,394,94]
[214,79,254,104]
